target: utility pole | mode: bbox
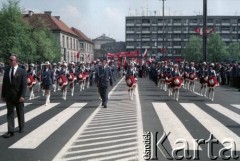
[203,0,207,61]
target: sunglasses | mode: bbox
[9,59,16,61]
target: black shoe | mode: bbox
[3,132,14,138]
[103,105,107,108]
[19,129,24,133]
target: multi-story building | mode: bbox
[92,34,116,58]
[101,41,126,54]
[126,15,240,58]
[71,27,94,63]
[23,11,93,63]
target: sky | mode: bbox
[0,0,240,41]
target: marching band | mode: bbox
[12,58,240,104]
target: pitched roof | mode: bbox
[22,13,77,37]
[92,34,116,41]
[71,27,93,44]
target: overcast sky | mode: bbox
[0,0,240,41]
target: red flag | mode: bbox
[194,27,203,36]
[76,51,80,59]
[143,48,147,57]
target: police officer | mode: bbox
[95,60,113,108]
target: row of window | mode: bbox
[126,18,240,24]
[126,42,186,47]
[61,35,93,53]
[126,34,240,39]
[126,26,240,32]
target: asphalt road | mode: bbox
[0,76,239,161]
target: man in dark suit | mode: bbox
[95,60,113,108]
[1,55,27,138]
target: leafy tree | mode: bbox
[207,33,228,62]
[0,0,31,62]
[227,42,240,61]
[183,35,202,62]
[0,0,61,63]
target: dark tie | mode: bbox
[11,67,14,82]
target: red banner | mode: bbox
[107,50,140,58]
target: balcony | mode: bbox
[173,23,182,26]
[136,24,141,26]
[207,23,214,26]
[158,22,163,26]
[221,22,230,26]
[152,38,157,41]
[126,38,134,41]
[173,38,181,41]
[158,38,163,41]
[221,31,230,34]
[142,38,150,41]
[136,39,141,41]
[126,31,134,34]
[173,31,182,33]
[222,38,231,41]
[126,23,135,26]
[158,46,163,48]
[189,23,198,26]
[173,46,182,49]
[142,23,150,26]
[142,45,150,48]
[126,46,135,49]
[142,31,151,34]
[158,31,163,33]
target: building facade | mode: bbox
[92,34,116,58]
[71,27,94,63]
[101,41,126,55]
[126,15,240,58]
[23,11,93,63]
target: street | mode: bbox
[0,77,239,161]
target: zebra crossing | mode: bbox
[152,102,240,153]
[0,77,239,160]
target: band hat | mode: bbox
[44,61,51,65]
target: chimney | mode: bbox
[54,16,60,20]
[28,10,34,17]
[44,11,52,16]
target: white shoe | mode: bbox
[71,92,73,96]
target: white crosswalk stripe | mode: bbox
[152,102,201,151]
[206,104,240,124]
[0,103,5,108]
[180,103,240,151]
[0,103,57,135]
[9,103,86,149]
[231,104,240,110]
[0,103,31,117]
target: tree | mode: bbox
[207,33,228,62]
[183,35,202,62]
[0,0,61,63]
[0,0,32,62]
[227,42,240,61]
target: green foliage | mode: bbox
[0,0,61,64]
[207,33,228,62]
[227,42,240,61]
[183,35,202,62]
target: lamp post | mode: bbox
[203,0,207,61]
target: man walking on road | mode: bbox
[95,60,113,108]
[1,55,27,138]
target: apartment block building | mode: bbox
[126,15,240,58]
